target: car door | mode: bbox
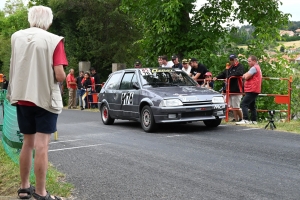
[118,72,140,119]
[101,72,123,118]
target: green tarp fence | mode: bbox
[0,90,34,171]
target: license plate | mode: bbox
[217,110,223,115]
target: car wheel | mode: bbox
[203,119,222,127]
[141,105,157,132]
[101,104,115,125]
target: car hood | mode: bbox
[145,86,222,102]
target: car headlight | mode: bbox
[212,96,224,103]
[159,99,183,107]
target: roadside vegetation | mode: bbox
[0,140,73,197]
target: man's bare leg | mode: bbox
[237,109,243,121]
[19,134,35,197]
[33,132,51,197]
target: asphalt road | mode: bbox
[50,109,300,200]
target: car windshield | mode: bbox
[139,68,197,87]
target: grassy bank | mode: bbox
[0,140,73,197]
[227,119,300,134]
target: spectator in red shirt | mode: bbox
[66,68,77,109]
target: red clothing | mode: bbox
[67,73,76,89]
[244,64,262,93]
[18,40,68,106]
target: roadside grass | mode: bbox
[0,140,73,197]
[227,119,300,134]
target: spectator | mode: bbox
[76,71,84,108]
[236,55,262,125]
[213,54,244,122]
[134,60,142,68]
[81,72,93,110]
[201,72,214,89]
[158,56,163,67]
[161,55,173,68]
[8,5,67,200]
[171,55,183,69]
[90,67,100,93]
[66,68,77,109]
[2,75,9,90]
[189,58,208,85]
[181,59,191,74]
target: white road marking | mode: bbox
[49,143,111,152]
[166,135,185,138]
[50,139,82,144]
[240,128,261,131]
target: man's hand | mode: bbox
[213,77,217,81]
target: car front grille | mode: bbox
[181,111,213,118]
[183,101,212,106]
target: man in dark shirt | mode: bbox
[90,67,100,93]
[213,54,244,122]
[189,58,208,85]
[171,55,183,69]
[134,60,142,68]
[2,75,9,90]
[76,71,84,108]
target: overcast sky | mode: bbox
[0,0,299,21]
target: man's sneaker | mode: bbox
[236,120,251,125]
[251,121,258,125]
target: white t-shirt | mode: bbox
[162,61,174,68]
[182,65,191,74]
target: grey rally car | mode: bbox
[98,68,227,132]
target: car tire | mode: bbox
[101,104,115,125]
[141,105,157,132]
[203,119,222,127]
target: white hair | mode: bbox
[28,6,53,30]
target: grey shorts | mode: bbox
[229,94,242,108]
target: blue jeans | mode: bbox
[77,89,85,107]
[241,92,259,121]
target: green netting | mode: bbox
[1,93,34,175]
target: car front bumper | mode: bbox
[151,104,226,123]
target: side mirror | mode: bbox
[132,82,140,89]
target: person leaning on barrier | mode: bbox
[201,72,214,89]
[7,5,67,200]
[236,55,262,125]
[213,54,244,122]
[189,58,208,85]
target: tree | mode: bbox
[121,0,289,64]
[48,0,141,80]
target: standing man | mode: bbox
[181,59,191,74]
[134,60,142,68]
[236,55,262,125]
[2,75,9,90]
[66,68,77,109]
[161,55,173,68]
[189,58,208,85]
[90,67,100,93]
[76,71,84,108]
[7,5,67,200]
[213,54,244,122]
[171,55,183,69]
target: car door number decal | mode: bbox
[121,92,134,105]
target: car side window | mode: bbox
[120,73,135,90]
[105,73,122,90]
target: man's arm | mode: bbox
[54,65,66,82]
[192,73,201,80]
[243,66,257,80]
